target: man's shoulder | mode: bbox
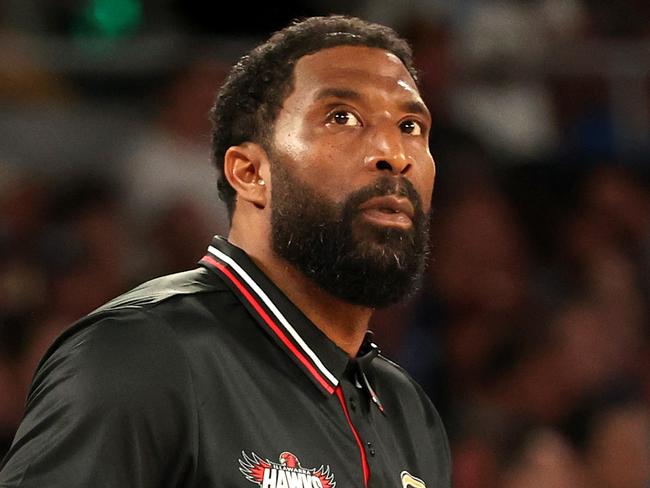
[37,267,233,372]
[374,354,443,420]
[374,353,451,473]
[94,266,227,313]
[5,275,209,488]
[75,266,231,333]
[374,353,420,390]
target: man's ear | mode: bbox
[223,142,269,209]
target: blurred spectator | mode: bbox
[564,387,650,488]
[415,170,539,406]
[557,164,649,342]
[41,176,132,321]
[0,167,50,259]
[0,28,74,103]
[117,55,230,268]
[585,401,650,488]
[500,427,588,488]
[146,197,216,277]
[447,0,584,161]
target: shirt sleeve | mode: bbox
[0,309,198,487]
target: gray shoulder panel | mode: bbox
[92,266,223,314]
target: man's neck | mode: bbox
[229,230,372,357]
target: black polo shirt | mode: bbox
[0,236,451,488]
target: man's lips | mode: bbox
[357,195,415,228]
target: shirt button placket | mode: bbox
[336,383,371,487]
[348,388,380,486]
[367,442,376,457]
[348,393,384,488]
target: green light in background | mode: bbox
[75,0,143,38]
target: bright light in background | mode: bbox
[74,0,143,38]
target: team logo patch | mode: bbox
[401,470,427,488]
[239,451,336,488]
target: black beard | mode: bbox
[270,160,430,309]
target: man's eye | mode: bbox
[330,111,361,126]
[400,119,423,136]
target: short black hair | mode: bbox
[210,15,418,219]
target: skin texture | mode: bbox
[226,45,436,356]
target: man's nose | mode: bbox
[363,127,412,175]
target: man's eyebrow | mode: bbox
[314,87,363,102]
[401,99,431,121]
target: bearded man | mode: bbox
[1,15,450,488]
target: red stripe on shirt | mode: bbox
[201,254,335,395]
[335,385,370,487]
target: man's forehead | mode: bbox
[293,45,419,93]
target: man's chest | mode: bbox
[188,358,442,488]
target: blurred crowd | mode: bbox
[1,1,649,487]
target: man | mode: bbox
[0,15,450,488]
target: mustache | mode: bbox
[344,176,424,215]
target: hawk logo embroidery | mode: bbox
[239,451,336,488]
[401,470,427,488]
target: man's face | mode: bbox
[268,45,436,308]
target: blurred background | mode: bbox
[0,1,649,486]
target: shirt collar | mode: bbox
[199,235,381,397]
